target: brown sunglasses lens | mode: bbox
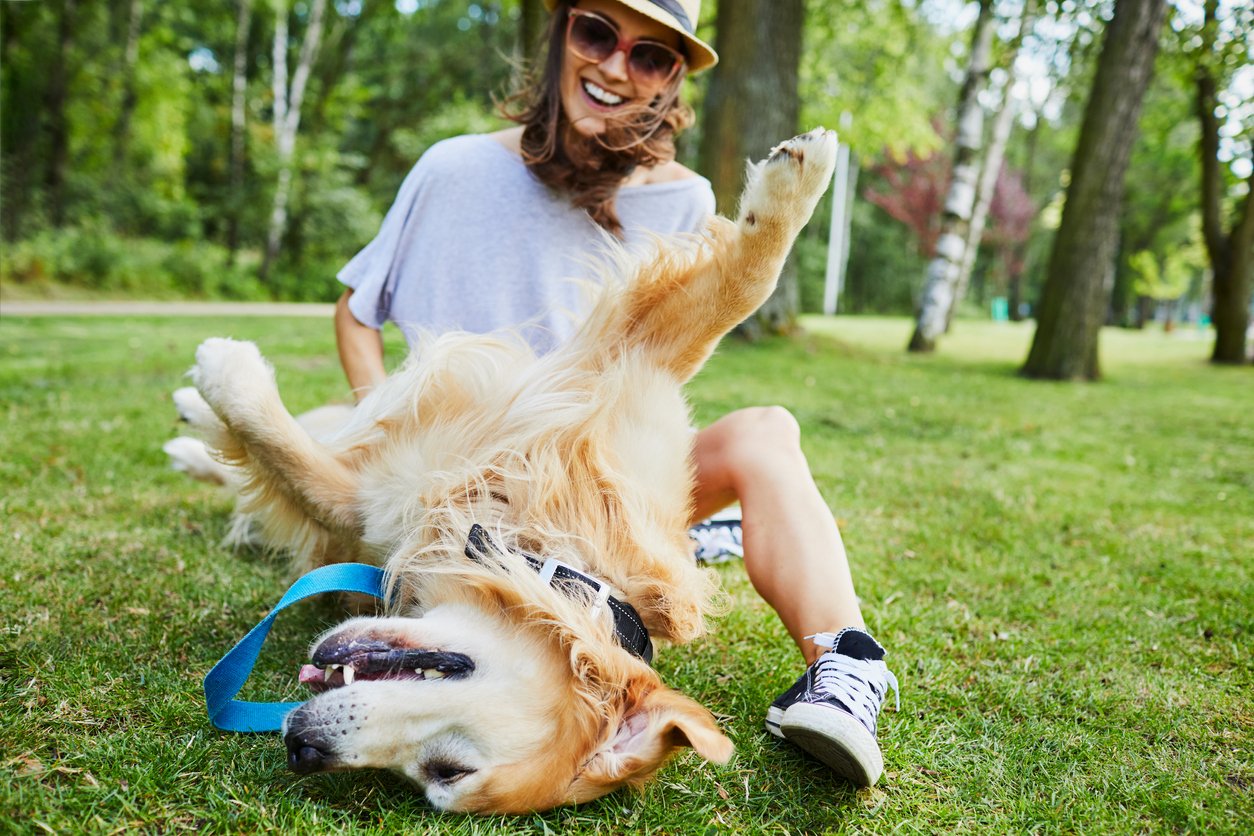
[569,13,681,84]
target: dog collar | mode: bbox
[464,524,654,664]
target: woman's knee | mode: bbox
[709,406,804,470]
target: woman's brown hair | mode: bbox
[500,1,694,236]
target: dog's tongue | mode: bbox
[298,664,325,685]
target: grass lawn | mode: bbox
[1,313,1250,833]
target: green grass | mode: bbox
[1,313,1250,834]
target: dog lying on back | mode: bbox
[173,130,837,813]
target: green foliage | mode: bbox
[1,314,1250,831]
[1,227,268,300]
[390,95,511,165]
[1127,233,1206,302]
[842,199,929,315]
[801,0,951,158]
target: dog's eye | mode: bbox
[426,761,475,784]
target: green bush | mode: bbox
[1,227,269,300]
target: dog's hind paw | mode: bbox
[737,128,838,236]
[163,436,232,485]
[172,386,223,432]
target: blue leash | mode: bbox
[203,563,387,733]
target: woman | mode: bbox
[334,0,898,787]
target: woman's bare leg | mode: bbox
[690,407,865,665]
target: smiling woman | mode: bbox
[498,0,717,234]
[330,0,903,804]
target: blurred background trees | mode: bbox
[1,0,1249,363]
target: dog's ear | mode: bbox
[568,685,732,801]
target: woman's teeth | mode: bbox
[583,80,624,106]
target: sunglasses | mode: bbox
[566,8,685,87]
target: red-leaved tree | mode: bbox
[864,149,950,258]
[866,149,1034,274]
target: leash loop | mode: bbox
[203,563,387,733]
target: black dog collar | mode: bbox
[464,524,654,664]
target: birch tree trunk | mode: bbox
[698,0,804,339]
[1022,0,1167,380]
[1196,0,1254,365]
[947,92,1016,331]
[947,2,1036,331]
[227,0,254,262]
[260,0,327,283]
[908,0,996,352]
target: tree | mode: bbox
[518,0,546,65]
[110,0,145,171]
[699,0,804,339]
[260,0,329,282]
[906,0,997,353]
[1115,46,1203,329]
[1021,0,1168,381]
[226,0,254,262]
[863,145,950,258]
[1194,0,1254,365]
[44,0,78,228]
[948,0,1039,330]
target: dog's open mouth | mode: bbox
[299,638,475,693]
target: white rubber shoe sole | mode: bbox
[777,702,884,786]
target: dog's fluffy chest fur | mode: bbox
[346,340,706,640]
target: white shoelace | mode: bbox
[806,632,901,731]
[689,522,744,562]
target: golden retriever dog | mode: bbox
[176,129,837,813]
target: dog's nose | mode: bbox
[285,731,330,775]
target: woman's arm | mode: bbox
[335,289,387,402]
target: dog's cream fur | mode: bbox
[176,130,838,813]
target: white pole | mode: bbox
[823,142,851,315]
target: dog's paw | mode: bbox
[192,338,275,413]
[172,386,224,432]
[737,128,838,235]
[163,436,232,485]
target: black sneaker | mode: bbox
[765,628,899,785]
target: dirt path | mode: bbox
[1,300,334,317]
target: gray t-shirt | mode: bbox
[338,134,716,354]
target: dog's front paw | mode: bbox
[191,338,275,415]
[737,128,838,235]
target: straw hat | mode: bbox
[543,0,718,72]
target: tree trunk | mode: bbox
[948,93,1015,332]
[907,0,996,352]
[947,2,1036,332]
[111,0,144,171]
[44,0,78,227]
[260,0,328,283]
[227,0,254,262]
[519,0,546,66]
[698,0,804,339]
[1196,0,1254,365]
[1021,0,1167,380]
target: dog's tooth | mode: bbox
[342,665,355,685]
[423,668,445,680]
